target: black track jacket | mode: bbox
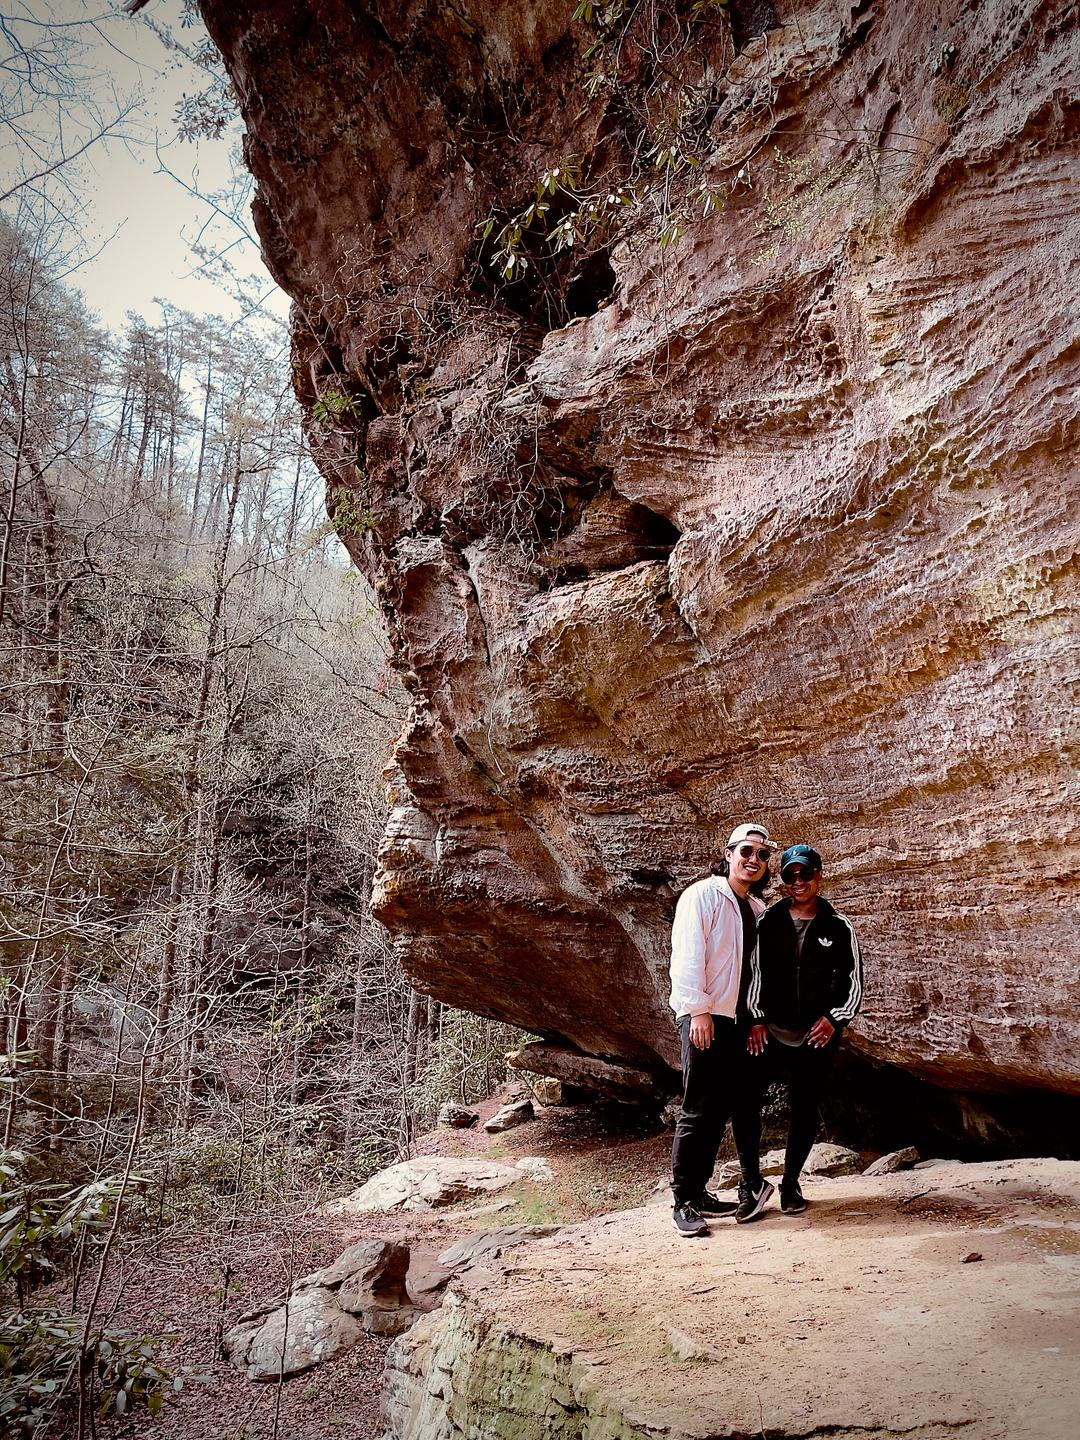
[747,897,863,1032]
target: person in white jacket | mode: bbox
[669,822,775,1236]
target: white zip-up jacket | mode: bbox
[668,875,767,1020]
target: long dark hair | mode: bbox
[709,854,771,900]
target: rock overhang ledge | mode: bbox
[196,0,1080,1121]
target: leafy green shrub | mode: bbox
[0,1310,177,1437]
[0,1150,175,1437]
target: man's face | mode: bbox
[726,836,771,887]
[783,865,822,904]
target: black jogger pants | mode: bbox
[670,1013,743,1205]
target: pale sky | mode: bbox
[1,0,288,333]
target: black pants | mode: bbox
[731,1034,840,1185]
[670,1014,743,1205]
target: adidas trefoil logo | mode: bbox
[818,937,833,947]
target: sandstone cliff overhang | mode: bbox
[198,0,1080,1103]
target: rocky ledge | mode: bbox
[383,1158,1080,1438]
[198,0,1080,1112]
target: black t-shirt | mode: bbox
[735,893,757,1021]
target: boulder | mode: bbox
[325,1157,523,1215]
[863,1147,921,1177]
[225,1287,363,1380]
[529,1078,564,1106]
[323,1240,414,1334]
[484,1099,534,1133]
[791,1143,863,1178]
[717,1143,861,1184]
[437,1102,479,1128]
[225,1239,415,1379]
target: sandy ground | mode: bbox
[452,1158,1080,1439]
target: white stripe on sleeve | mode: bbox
[831,913,863,1022]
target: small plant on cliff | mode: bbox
[329,484,380,539]
[750,147,861,264]
[478,0,743,291]
[480,158,634,279]
[312,388,363,426]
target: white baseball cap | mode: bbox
[726,822,772,849]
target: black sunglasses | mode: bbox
[735,844,772,863]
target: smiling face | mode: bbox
[725,836,771,892]
[783,864,822,906]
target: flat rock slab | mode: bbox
[325,1157,524,1214]
[509,1043,670,1102]
[385,1158,1080,1439]
[438,1224,562,1272]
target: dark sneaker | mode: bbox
[672,1202,709,1237]
[735,1177,775,1224]
[696,1190,739,1217]
[780,1179,807,1214]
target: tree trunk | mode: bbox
[405,990,422,1088]
[287,796,316,1152]
[188,346,213,545]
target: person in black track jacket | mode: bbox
[732,842,863,1217]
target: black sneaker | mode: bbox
[672,1202,709,1237]
[780,1179,807,1214]
[696,1190,739,1217]
[735,1177,775,1224]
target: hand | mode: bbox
[807,1016,835,1048]
[746,1023,769,1056]
[689,1014,713,1050]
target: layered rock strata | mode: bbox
[199,0,1080,1101]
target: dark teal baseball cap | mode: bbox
[780,844,822,880]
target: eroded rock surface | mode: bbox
[383,1159,1080,1438]
[199,1,1080,1104]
